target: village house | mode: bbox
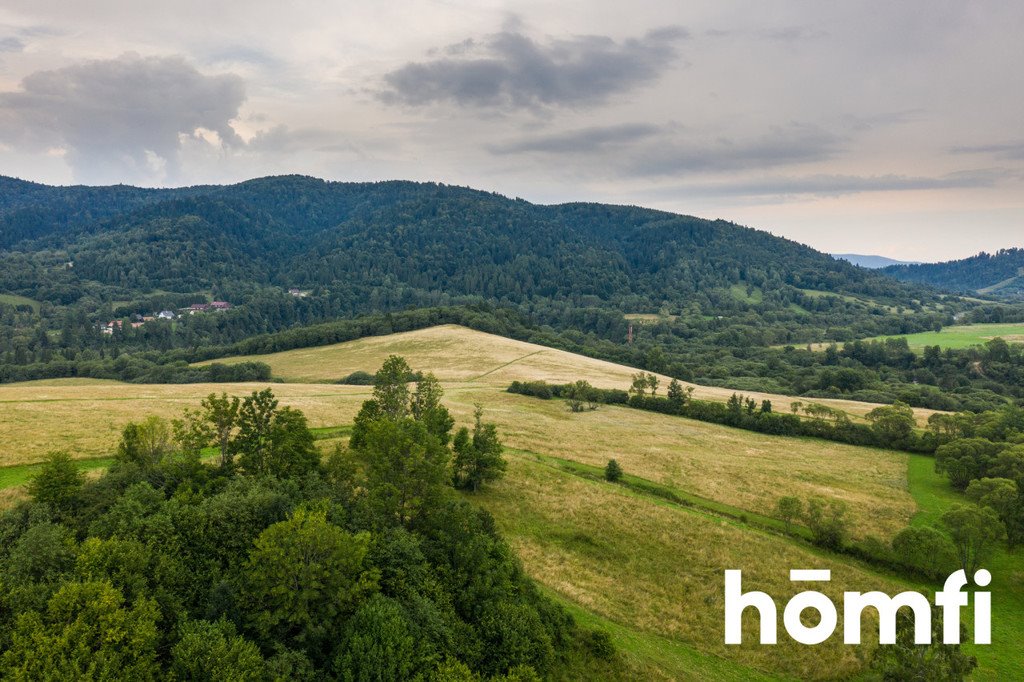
[181,301,233,315]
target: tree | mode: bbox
[0,581,160,681]
[645,373,659,396]
[965,477,1018,522]
[775,496,802,534]
[987,447,1024,483]
[935,439,1003,490]
[27,451,83,519]
[891,526,957,579]
[242,507,378,654]
[265,407,321,478]
[178,392,240,466]
[117,415,173,469]
[412,373,455,446]
[374,355,413,419]
[334,594,422,681]
[941,504,1005,575]
[453,405,506,492]
[360,418,451,527]
[870,605,977,681]
[865,401,916,446]
[629,373,647,398]
[564,380,597,413]
[667,379,693,411]
[804,497,848,550]
[5,522,77,585]
[171,619,266,681]
[604,459,623,483]
[233,389,279,475]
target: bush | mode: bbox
[604,459,623,483]
[338,370,375,385]
[805,498,848,550]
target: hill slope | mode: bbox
[1,174,939,316]
[883,247,1024,298]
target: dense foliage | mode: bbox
[0,360,616,679]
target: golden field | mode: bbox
[0,325,952,680]
[195,325,942,424]
[478,456,910,680]
[0,326,916,541]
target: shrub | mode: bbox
[604,459,623,483]
[804,497,849,550]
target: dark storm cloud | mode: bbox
[950,142,1024,160]
[0,53,245,183]
[488,123,663,154]
[380,26,687,109]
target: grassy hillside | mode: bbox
[2,325,1018,679]
[197,324,944,424]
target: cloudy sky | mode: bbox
[0,1,1021,260]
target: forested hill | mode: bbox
[883,248,1024,298]
[3,173,927,307]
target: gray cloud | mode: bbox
[0,36,24,52]
[380,26,687,110]
[487,122,843,177]
[950,142,1024,160]
[677,169,1005,199]
[488,123,663,154]
[626,125,844,176]
[0,53,245,183]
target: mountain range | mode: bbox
[883,248,1024,299]
[831,253,921,269]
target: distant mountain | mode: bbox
[832,254,921,269]
[882,248,1024,298]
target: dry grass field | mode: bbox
[0,380,369,465]
[0,326,945,680]
[478,456,909,680]
[197,324,942,424]
[0,326,918,540]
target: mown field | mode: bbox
[195,325,942,425]
[863,322,1024,350]
[1,325,1018,679]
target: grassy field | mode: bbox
[1,325,1018,678]
[194,325,943,425]
[477,455,909,680]
[0,377,917,541]
[863,323,1024,350]
[0,292,40,312]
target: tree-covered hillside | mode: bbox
[883,248,1024,298]
[5,174,1023,410]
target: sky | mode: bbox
[0,1,1021,261]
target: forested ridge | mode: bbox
[2,174,1024,411]
[884,248,1024,297]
